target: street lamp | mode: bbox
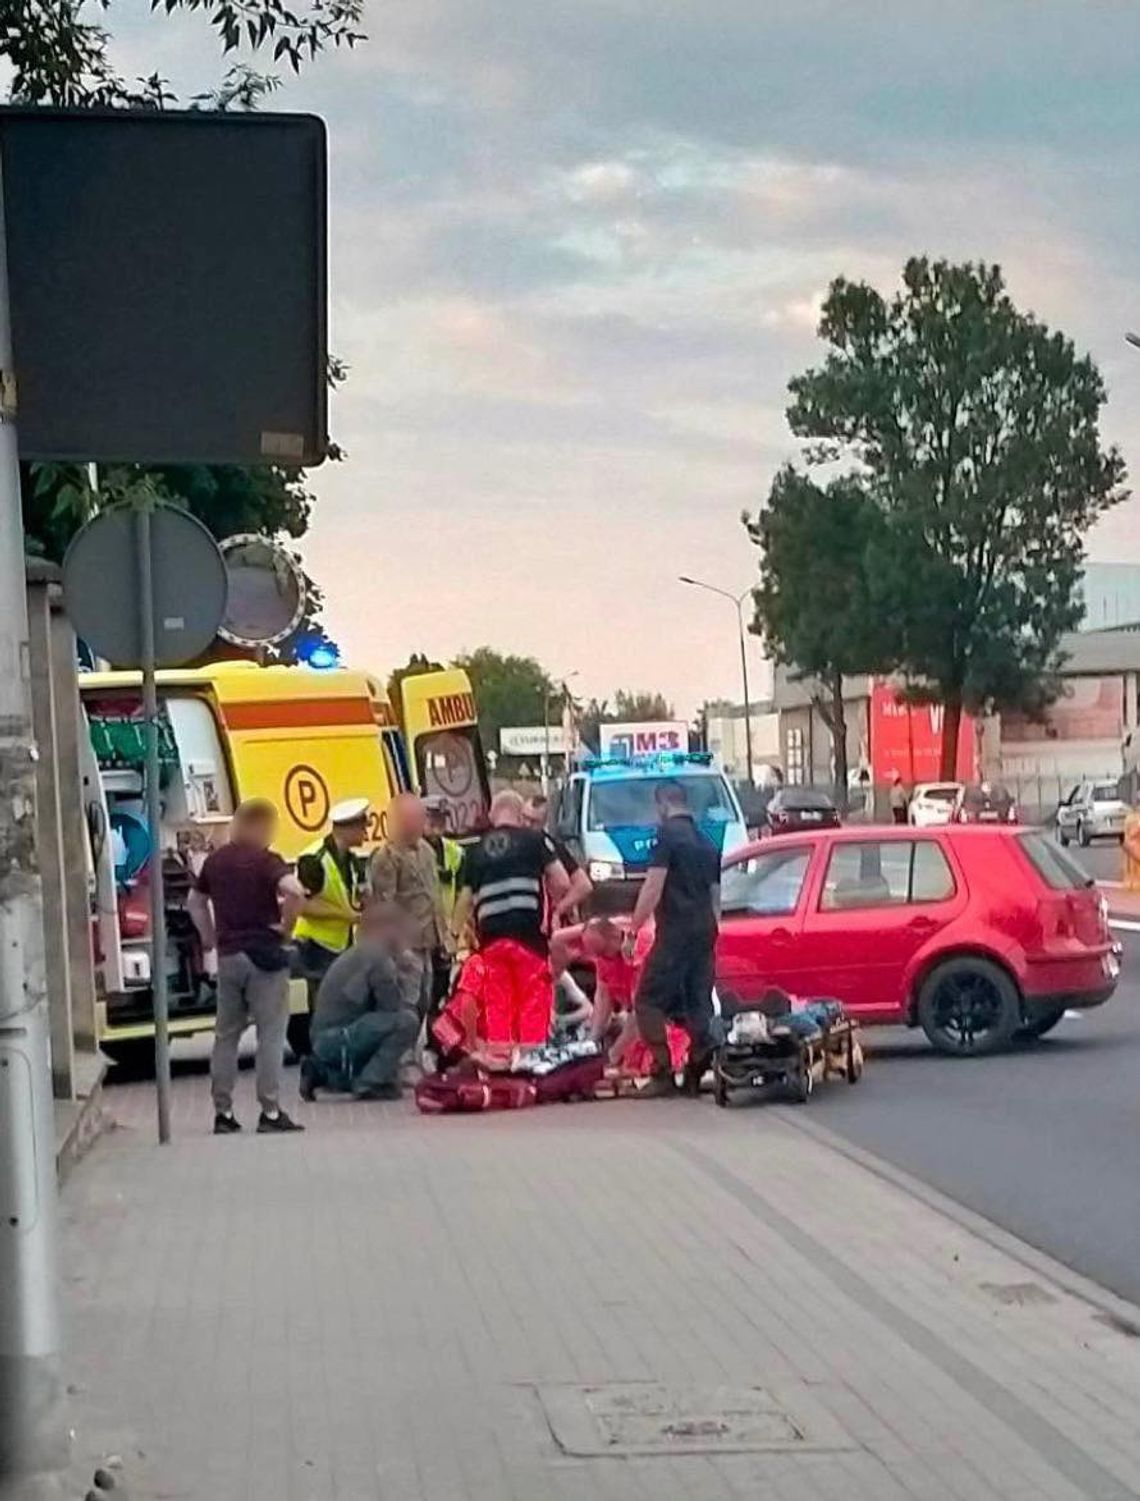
[543,670,579,793]
[679,576,755,786]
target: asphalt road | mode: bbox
[805,927,1140,1306]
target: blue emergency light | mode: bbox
[581,751,714,775]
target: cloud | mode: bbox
[89,0,1140,710]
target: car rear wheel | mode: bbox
[1017,1004,1067,1041]
[917,958,1021,1057]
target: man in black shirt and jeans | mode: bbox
[626,779,721,1097]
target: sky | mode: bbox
[104,1,1140,712]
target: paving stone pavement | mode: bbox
[57,1069,1140,1500]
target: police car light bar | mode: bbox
[580,751,714,773]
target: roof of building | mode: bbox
[1059,625,1140,675]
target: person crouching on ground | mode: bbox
[445,790,571,1054]
[300,899,420,1103]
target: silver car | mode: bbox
[1056,780,1128,847]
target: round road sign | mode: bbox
[63,505,228,668]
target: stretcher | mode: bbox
[713,1004,863,1107]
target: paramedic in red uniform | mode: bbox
[450,790,570,1048]
[626,778,721,1097]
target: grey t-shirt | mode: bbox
[311,944,413,1034]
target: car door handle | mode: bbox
[908,915,938,934]
[768,927,792,945]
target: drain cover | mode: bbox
[538,1384,845,1457]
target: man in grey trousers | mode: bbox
[189,798,308,1135]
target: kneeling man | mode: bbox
[301,900,420,1102]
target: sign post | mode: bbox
[135,507,172,1145]
[63,504,228,1148]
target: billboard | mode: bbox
[500,726,566,758]
[870,682,977,784]
[1001,676,1123,744]
[599,721,689,759]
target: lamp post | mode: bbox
[679,576,755,786]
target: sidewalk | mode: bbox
[59,1074,1140,1501]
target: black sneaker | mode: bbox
[257,1109,305,1134]
[298,1058,320,1103]
[213,1112,242,1135]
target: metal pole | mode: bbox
[541,693,551,795]
[736,594,755,788]
[136,510,172,1145]
[0,162,69,1499]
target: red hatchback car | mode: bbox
[716,825,1120,1055]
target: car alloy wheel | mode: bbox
[917,957,1020,1057]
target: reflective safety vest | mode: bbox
[433,836,464,921]
[293,839,359,954]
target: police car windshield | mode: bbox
[587,774,733,830]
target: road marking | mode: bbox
[1109,918,1140,932]
[1063,1010,1083,1021]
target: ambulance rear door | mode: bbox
[399,668,490,838]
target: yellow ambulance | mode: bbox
[80,660,488,1056]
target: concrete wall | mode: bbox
[25,562,99,1101]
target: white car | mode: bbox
[908,782,963,827]
[1056,781,1128,847]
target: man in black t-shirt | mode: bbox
[626,779,721,1096]
[448,791,570,1048]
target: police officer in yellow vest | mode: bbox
[291,798,370,1055]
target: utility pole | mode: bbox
[0,168,68,1497]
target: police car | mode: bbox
[551,752,748,910]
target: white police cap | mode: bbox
[330,797,370,826]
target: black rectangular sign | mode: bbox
[0,108,327,467]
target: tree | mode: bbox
[747,467,890,805]
[612,689,675,722]
[787,257,1127,777]
[2,0,364,109]
[453,648,556,759]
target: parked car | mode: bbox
[715,826,1119,1055]
[764,787,841,835]
[908,782,963,828]
[1055,780,1128,847]
[953,781,1017,824]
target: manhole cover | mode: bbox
[980,1281,1058,1307]
[538,1384,847,1456]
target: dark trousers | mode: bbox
[635,934,717,1076]
[310,1010,419,1095]
[290,939,339,1056]
[891,806,907,825]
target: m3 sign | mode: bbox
[599,722,689,759]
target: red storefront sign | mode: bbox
[870,681,977,784]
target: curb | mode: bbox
[780,1109,1140,1334]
